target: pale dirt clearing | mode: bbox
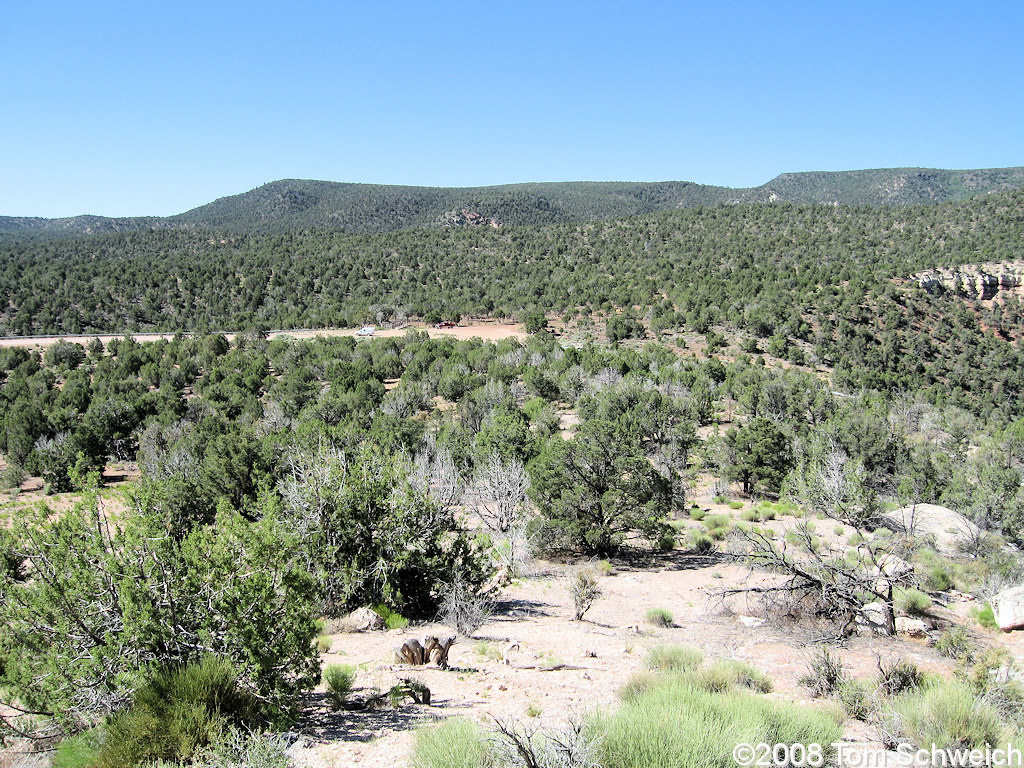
[0,322,527,350]
[290,539,970,768]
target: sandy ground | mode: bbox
[0,489,1008,768]
[0,322,527,350]
[286,500,991,768]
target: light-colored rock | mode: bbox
[991,585,1024,631]
[895,617,928,637]
[870,555,915,592]
[882,503,981,556]
[911,261,1024,301]
[347,606,386,631]
[738,615,766,627]
[856,602,890,635]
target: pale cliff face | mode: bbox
[913,261,1024,300]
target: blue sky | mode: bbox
[2,1,1022,217]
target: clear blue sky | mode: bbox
[2,0,1022,217]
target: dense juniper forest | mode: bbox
[4,171,1024,767]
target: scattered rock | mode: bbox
[856,602,889,634]
[738,615,765,627]
[895,617,929,638]
[991,586,1024,631]
[347,607,386,632]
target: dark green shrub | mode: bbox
[876,658,924,696]
[936,627,974,661]
[799,648,845,698]
[95,656,262,768]
[898,588,932,617]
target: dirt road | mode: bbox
[0,322,527,350]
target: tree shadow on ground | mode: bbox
[489,596,555,620]
[297,691,473,743]
[609,547,730,573]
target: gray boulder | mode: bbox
[991,586,1024,632]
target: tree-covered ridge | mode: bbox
[4,190,1024,417]
[744,166,1024,206]
[3,167,1023,236]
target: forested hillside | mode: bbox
[3,189,1024,417]
[5,183,1024,765]
[2,166,1022,236]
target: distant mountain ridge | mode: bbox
[4,166,1023,236]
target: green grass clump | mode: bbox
[923,561,955,592]
[728,500,744,510]
[703,514,730,529]
[324,663,358,708]
[837,679,873,721]
[411,717,491,768]
[895,680,1004,750]
[898,588,933,617]
[695,660,773,694]
[689,507,708,521]
[596,559,615,576]
[94,656,262,768]
[315,634,333,652]
[973,602,998,630]
[474,641,503,661]
[740,509,760,522]
[645,644,703,673]
[54,730,102,768]
[712,495,727,504]
[876,658,924,696]
[687,530,715,553]
[707,525,730,540]
[935,627,974,661]
[645,607,674,627]
[799,648,846,698]
[593,672,841,768]
[373,603,410,630]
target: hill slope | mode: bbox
[3,167,1022,236]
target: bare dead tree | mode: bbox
[490,715,601,768]
[407,444,463,515]
[465,452,531,534]
[462,452,535,575]
[723,522,915,637]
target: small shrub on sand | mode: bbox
[645,607,674,627]
[645,645,703,673]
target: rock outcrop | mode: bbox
[881,503,981,556]
[346,607,386,631]
[912,261,1024,300]
[991,586,1024,632]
